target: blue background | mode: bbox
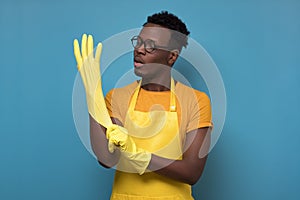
[1,0,299,199]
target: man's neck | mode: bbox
[141,75,172,92]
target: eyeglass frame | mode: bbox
[130,35,171,53]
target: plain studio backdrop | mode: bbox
[0,0,299,199]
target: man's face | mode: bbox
[133,23,173,79]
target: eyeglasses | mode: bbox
[131,35,170,53]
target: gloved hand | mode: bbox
[106,124,151,175]
[73,34,112,128]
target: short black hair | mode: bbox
[143,11,190,51]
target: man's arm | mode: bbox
[89,115,121,168]
[148,127,211,185]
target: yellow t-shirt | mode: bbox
[105,81,213,137]
[105,81,212,200]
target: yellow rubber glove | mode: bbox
[106,124,134,153]
[73,34,112,128]
[106,124,151,175]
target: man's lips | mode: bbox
[134,61,144,67]
[134,57,144,67]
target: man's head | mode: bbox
[133,11,190,79]
[143,11,190,52]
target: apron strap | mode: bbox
[170,78,176,112]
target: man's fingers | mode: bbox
[73,39,83,69]
[81,34,88,60]
[95,42,103,64]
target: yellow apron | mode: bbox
[110,79,194,200]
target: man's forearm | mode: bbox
[147,154,208,185]
[89,115,120,168]
[147,128,211,185]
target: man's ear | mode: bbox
[168,49,179,66]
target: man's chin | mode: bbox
[134,68,143,77]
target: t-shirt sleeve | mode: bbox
[105,89,124,124]
[186,91,213,133]
[105,82,137,125]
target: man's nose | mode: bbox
[135,44,146,54]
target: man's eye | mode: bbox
[145,41,155,49]
[135,39,140,44]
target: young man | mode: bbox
[75,11,212,200]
